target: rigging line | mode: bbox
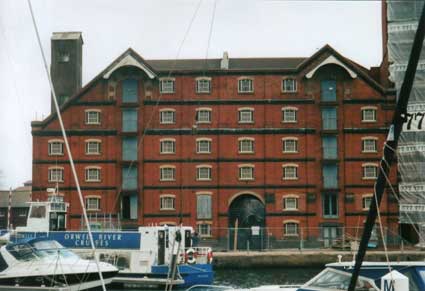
[26,1,107,290]
[203,0,218,74]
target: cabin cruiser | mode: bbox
[0,237,118,290]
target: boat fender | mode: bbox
[186,248,197,264]
[207,250,213,264]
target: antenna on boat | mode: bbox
[26,1,107,290]
[347,3,425,291]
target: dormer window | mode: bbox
[196,77,211,93]
[160,78,175,94]
[282,78,297,93]
[238,78,254,93]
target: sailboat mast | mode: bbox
[348,3,425,291]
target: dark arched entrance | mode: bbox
[228,194,266,250]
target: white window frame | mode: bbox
[283,220,299,236]
[283,195,299,211]
[238,107,254,124]
[196,77,211,94]
[362,194,373,210]
[196,165,212,181]
[85,139,101,155]
[85,167,101,182]
[362,163,378,179]
[361,106,377,123]
[159,108,176,124]
[196,108,212,124]
[238,164,255,181]
[282,78,297,93]
[160,138,176,154]
[160,195,176,210]
[85,196,101,211]
[238,77,254,93]
[282,163,298,180]
[160,165,176,181]
[197,222,212,238]
[48,167,64,183]
[282,107,298,123]
[159,78,175,94]
[362,136,378,153]
[282,137,298,153]
[238,137,255,154]
[48,139,64,156]
[196,138,212,154]
[85,109,101,125]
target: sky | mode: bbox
[0,0,383,189]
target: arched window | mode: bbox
[160,165,176,181]
[238,164,255,180]
[238,137,255,153]
[196,165,212,181]
[238,77,254,93]
[282,164,298,180]
[282,137,298,153]
[160,195,176,210]
[160,138,176,154]
[361,106,377,122]
[282,107,298,123]
[85,166,101,182]
[196,138,212,154]
[48,139,64,156]
[362,163,378,179]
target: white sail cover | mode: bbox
[388,0,425,224]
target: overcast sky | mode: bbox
[0,0,383,189]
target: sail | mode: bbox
[388,0,425,224]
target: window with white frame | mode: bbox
[197,223,212,237]
[48,167,64,182]
[282,107,298,123]
[362,164,378,179]
[283,164,298,180]
[160,109,176,124]
[238,78,254,93]
[160,139,176,154]
[196,78,211,93]
[160,166,176,181]
[160,195,175,210]
[85,197,100,211]
[362,137,377,153]
[85,110,101,125]
[282,138,298,153]
[282,78,297,93]
[196,108,212,123]
[196,138,212,154]
[239,165,254,180]
[159,78,175,94]
[85,167,101,182]
[48,140,64,156]
[197,166,212,181]
[85,140,101,155]
[284,221,299,236]
[238,138,255,153]
[361,107,377,122]
[362,195,373,210]
[238,108,254,123]
[283,196,298,210]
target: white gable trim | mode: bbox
[103,54,156,79]
[305,55,357,79]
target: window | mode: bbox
[86,197,100,211]
[321,107,337,130]
[283,196,298,210]
[196,108,212,123]
[323,164,338,189]
[196,78,211,93]
[122,167,137,190]
[160,78,175,94]
[282,78,297,93]
[85,167,101,182]
[58,51,70,63]
[122,109,138,132]
[122,194,138,220]
[196,165,212,181]
[239,165,254,180]
[160,195,175,210]
[160,109,176,124]
[197,223,212,237]
[48,167,64,182]
[196,138,212,154]
[238,108,254,123]
[284,222,299,236]
[48,140,64,156]
[238,138,255,153]
[362,195,373,210]
[122,79,138,103]
[282,164,298,180]
[197,194,212,219]
[282,107,298,123]
[160,166,176,181]
[122,137,138,161]
[85,140,101,155]
[238,78,253,93]
[85,110,101,125]
[160,139,176,154]
[361,107,377,122]
[322,136,338,159]
[363,164,378,179]
[323,193,338,218]
[321,80,336,102]
[362,137,377,153]
[282,138,298,153]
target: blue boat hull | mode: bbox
[152,264,214,288]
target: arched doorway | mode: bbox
[228,194,266,250]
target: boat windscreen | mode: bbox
[31,240,79,260]
[6,243,37,261]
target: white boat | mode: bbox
[0,237,118,290]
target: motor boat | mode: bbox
[0,237,118,290]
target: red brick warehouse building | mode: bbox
[32,32,398,248]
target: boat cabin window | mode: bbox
[31,240,78,260]
[29,205,46,218]
[6,243,37,261]
[304,268,378,291]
